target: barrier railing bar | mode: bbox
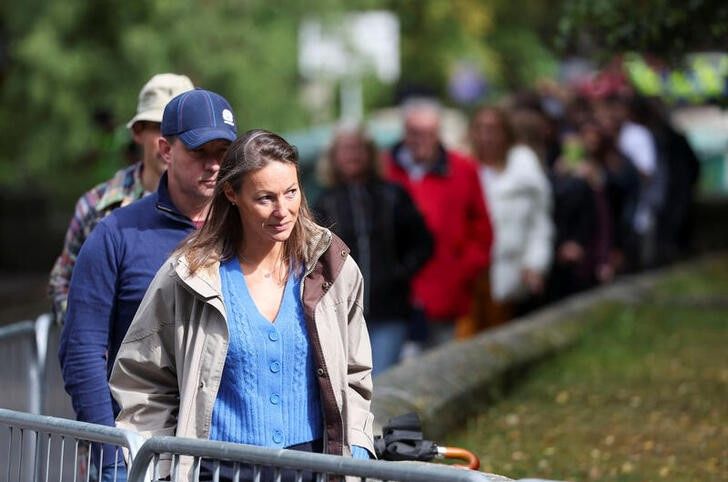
[33,428,41,481]
[192,455,201,480]
[85,442,91,482]
[0,320,35,339]
[232,461,240,482]
[59,435,66,482]
[34,314,53,415]
[96,444,103,482]
[19,428,25,481]
[0,314,55,416]
[0,408,145,463]
[127,436,498,482]
[73,439,79,482]
[45,434,51,482]
[6,427,11,481]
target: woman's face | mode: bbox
[470,110,507,156]
[225,160,301,247]
[580,124,602,154]
[332,133,370,182]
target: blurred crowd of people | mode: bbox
[314,87,701,375]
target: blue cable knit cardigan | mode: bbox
[210,258,322,447]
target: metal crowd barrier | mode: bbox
[127,435,501,482]
[43,317,78,419]
[0,407,502,482]
[0,314,75,418]
[0,408,144,482]
[0,317,46,414]
[0,315,509,481]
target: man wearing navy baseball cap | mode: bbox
[60,89,237,482]
[158,88,238,226]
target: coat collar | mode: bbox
[302,218,334,275]
[173,219,336,301]
[174,256,222,300]
[391,141,450,176]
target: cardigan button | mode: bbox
[322,282,330,290]
[340,250,347,258]
[317,367,326,377]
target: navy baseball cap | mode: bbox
[161,88,237,149]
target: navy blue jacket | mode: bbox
[59,173,195,459]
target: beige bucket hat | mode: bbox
[126,73,194,128]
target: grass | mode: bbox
[445,255,728,481]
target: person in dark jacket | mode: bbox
[546,134,599,302]
[580,118,641,274]
[315,123,433,375]
[637,97,701,263]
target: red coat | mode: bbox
[385,143,492,320]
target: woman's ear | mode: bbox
[223,182,238,204]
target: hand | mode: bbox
[596,263,614,284]
[558,241,585,264]
[521,269,544,294]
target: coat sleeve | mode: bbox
[109,262,180,439]
[523,159,555,274]
[344,261,376,457]
[459,163,493,285]
[393,185,434,282]
[58,220,123,467]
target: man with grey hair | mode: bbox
[48,73,194,323]
[385,97,493,349]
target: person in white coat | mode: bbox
[457,106,554,336]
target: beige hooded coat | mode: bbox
[109,222,374,480]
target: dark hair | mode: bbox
[177,129,314,274]
[470,105,516,150]
[131,120,161,134]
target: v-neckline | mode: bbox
[232,259,291,324]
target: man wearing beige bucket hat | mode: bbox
[48,73,194,324]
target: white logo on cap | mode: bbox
[222,109,235,126]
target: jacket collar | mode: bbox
[155,172,195,227]
[96,162,145,212]
[391,141,449,176]
[302,218,333,275]
[173,219,335,301]
[174,257,222,301]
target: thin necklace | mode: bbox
[239,253,284,284]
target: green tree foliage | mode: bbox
[0,1,321,196]
[387,0,559,102]
[0,0,565,197]
[388,0,496,95]
[558,0,728,63]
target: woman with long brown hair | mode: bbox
[110,129,375,481]
[315,123,432,375]
[459,106,554,336]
